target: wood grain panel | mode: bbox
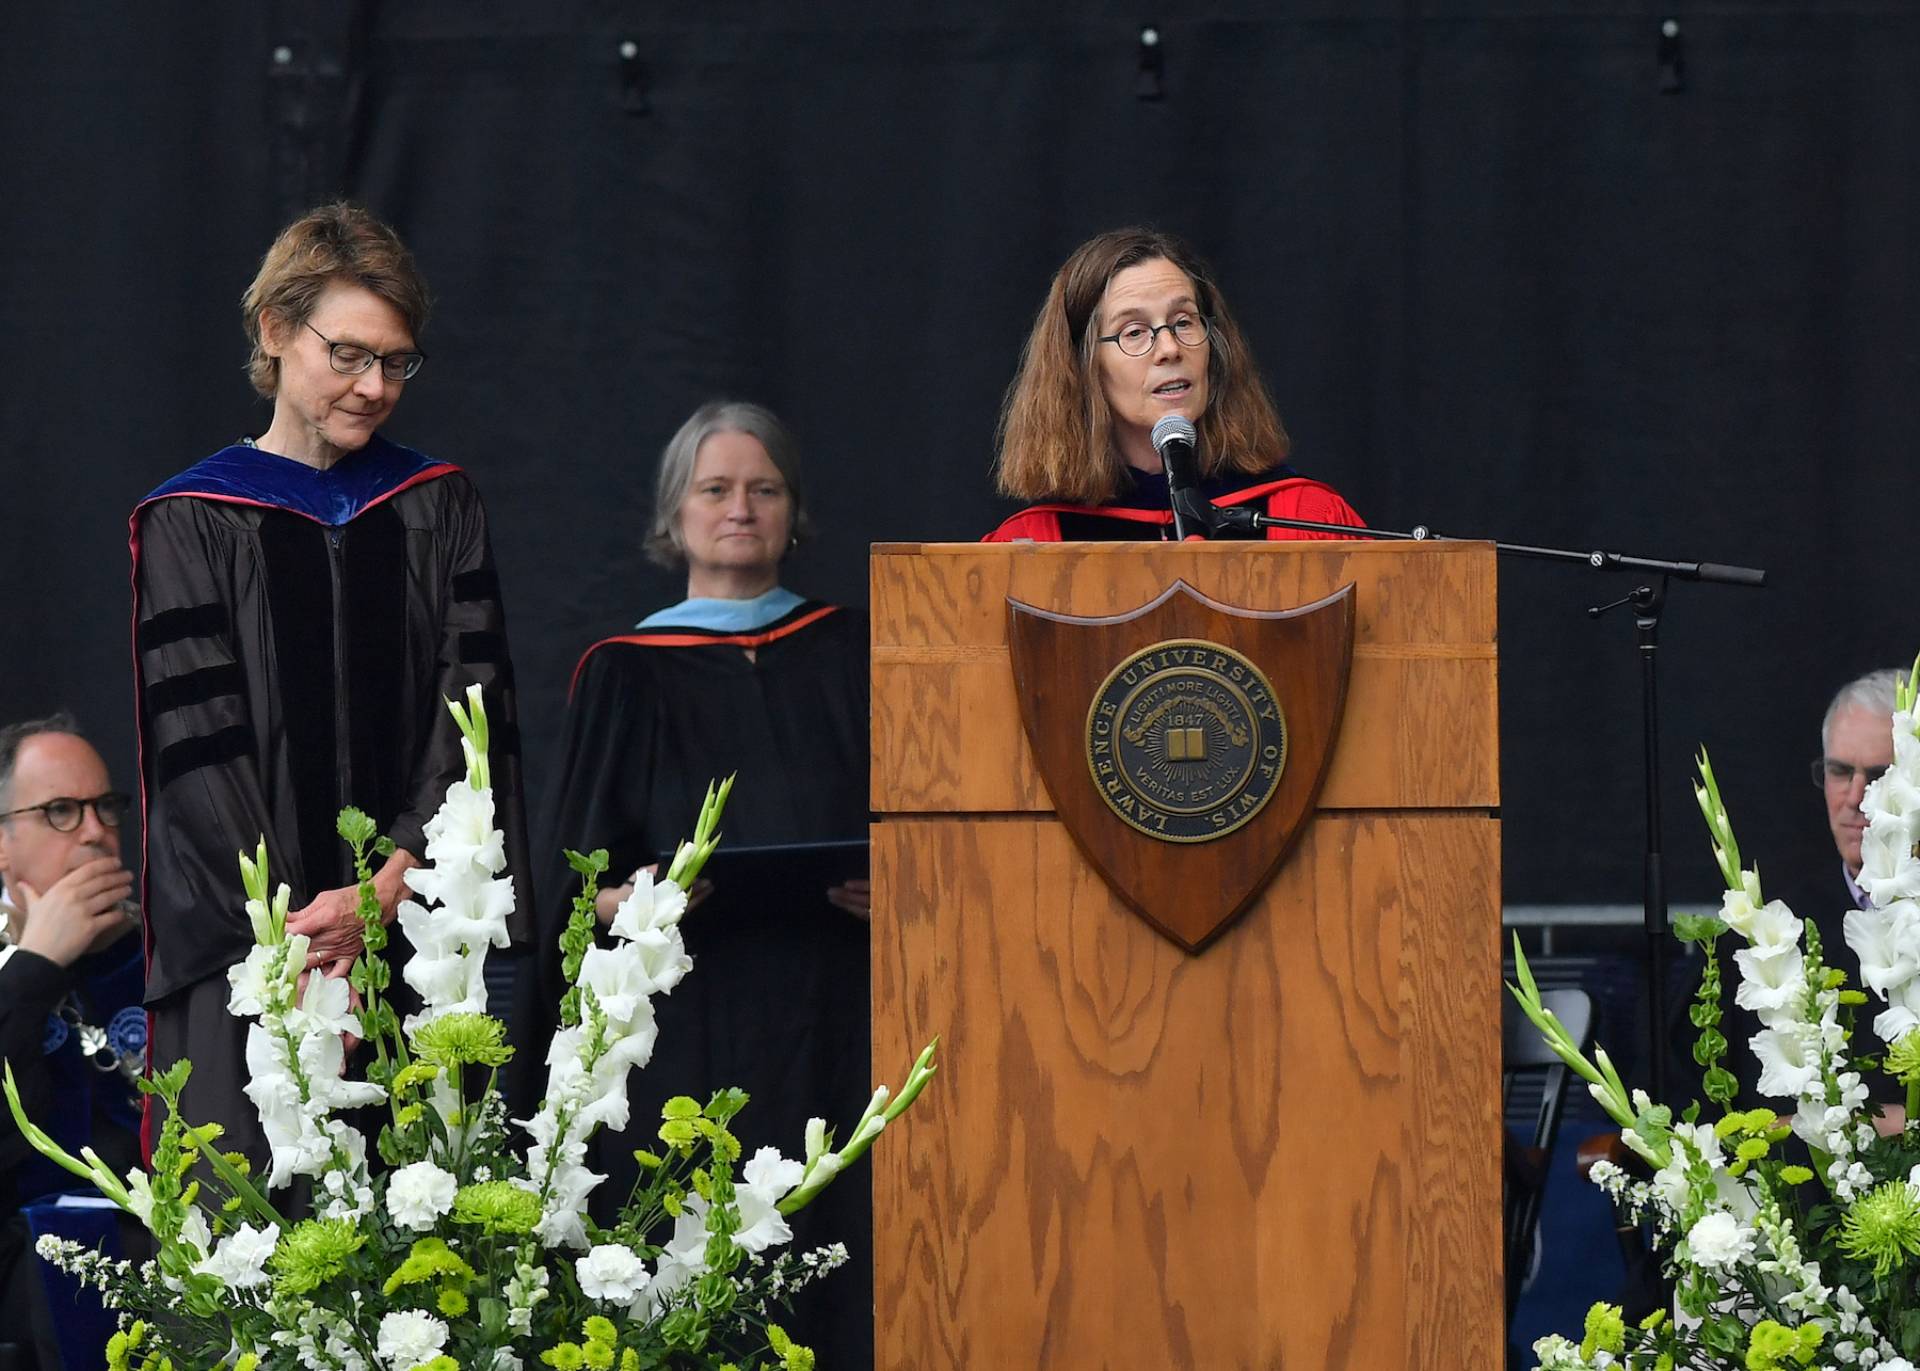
[871,814,1502,1369]
[873,650,1496,813]
[871,540,1495,650]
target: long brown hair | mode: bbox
[994,227,1289,504]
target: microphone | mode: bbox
[1150,414,1214,540]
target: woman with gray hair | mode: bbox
[516,400,873,1366]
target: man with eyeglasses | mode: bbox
[1815,668,1900,910]
[1714,669,1905,1120]
[0,714,144,1371]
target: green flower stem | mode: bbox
[780,1038,939,1215]
[1508,939,1660,1161]
[4,1063,134,1206]
[665,774,736,890]
[447,684,491,792]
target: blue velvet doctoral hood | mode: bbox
[140,434,456,526]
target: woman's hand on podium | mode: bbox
[826,877,871,921]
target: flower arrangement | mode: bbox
[5,686,935,1371]
[1511,658,1920,1370]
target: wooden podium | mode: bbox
[869,540,1502,1370]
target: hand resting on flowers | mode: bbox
[288,848,421,978]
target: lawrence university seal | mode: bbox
[1085,638,1288,843]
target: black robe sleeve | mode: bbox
[508,644,656,1115]
[385,475,530,916]
[0,950,75,1200]
[134,498,278,997]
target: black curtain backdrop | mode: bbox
[2,3,1914,911]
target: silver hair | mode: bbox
[1822,668,1905,751]
[644,400,813,570]
[0,711,82,811]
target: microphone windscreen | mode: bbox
[1151,414,1198,454]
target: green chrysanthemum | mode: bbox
[270,1218,366,1295]
[452,1180,542,1235]
[766,1323,815,1371]
[1745,1318,1823,1370]
[1886,1031,1920,1086]
[383,1236,478,1295]
[1578,1303,1625,1361]
[1839,1182,1920,1278]
[410,1012,514,1069]
[581,1317,617,1345]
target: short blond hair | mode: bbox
[241,203,430,397]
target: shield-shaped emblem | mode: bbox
[1007,579,1355,951]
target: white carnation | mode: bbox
[575,1242,651,1302]
[376,1311,448,1371]
[386,1161,459,1231]
[1685,1210,1753,1269]
[194,1222,279,1289]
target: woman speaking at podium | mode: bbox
[985,227,1366,542]
[517,400,873,1366]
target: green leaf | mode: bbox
[566,848,611,880]
[1672,912,1728,944]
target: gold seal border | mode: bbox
[1084,637,1289,845]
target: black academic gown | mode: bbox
[131,436,532,1163]
[517,600,872,1368]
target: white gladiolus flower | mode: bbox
[376,1311,449,1371]
[1685,1211,1754,1269]
[1752,1026,1823,1098]
[194,1223,279,1289]
[176,1206,212,1259]
[1875,978,1920,1046]
[226,943,285,1016]
[609,869,690,940]
[576,1243,652,1302]
[1848,903,1920,998]
[123,1169,156,1226]
[1742,900,1804,951]
[1649,1124,1721,1216]
[637,1207,710,1319]
[386,1161,458,1231]
[733,1147,806,1253]
[416,778,506,876]
[1860,823,1920,903]
[530,1150,604,1250]
[1733,945,1809,1026]
[289,972,364,1040]
[1718,879,1769,937]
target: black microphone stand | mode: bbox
[1205,502,1766,1102]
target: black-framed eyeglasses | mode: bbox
[0,793,132,832]
[1097,314,1211,357]
[304,321,426,381]
[1812,758,1889,789]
